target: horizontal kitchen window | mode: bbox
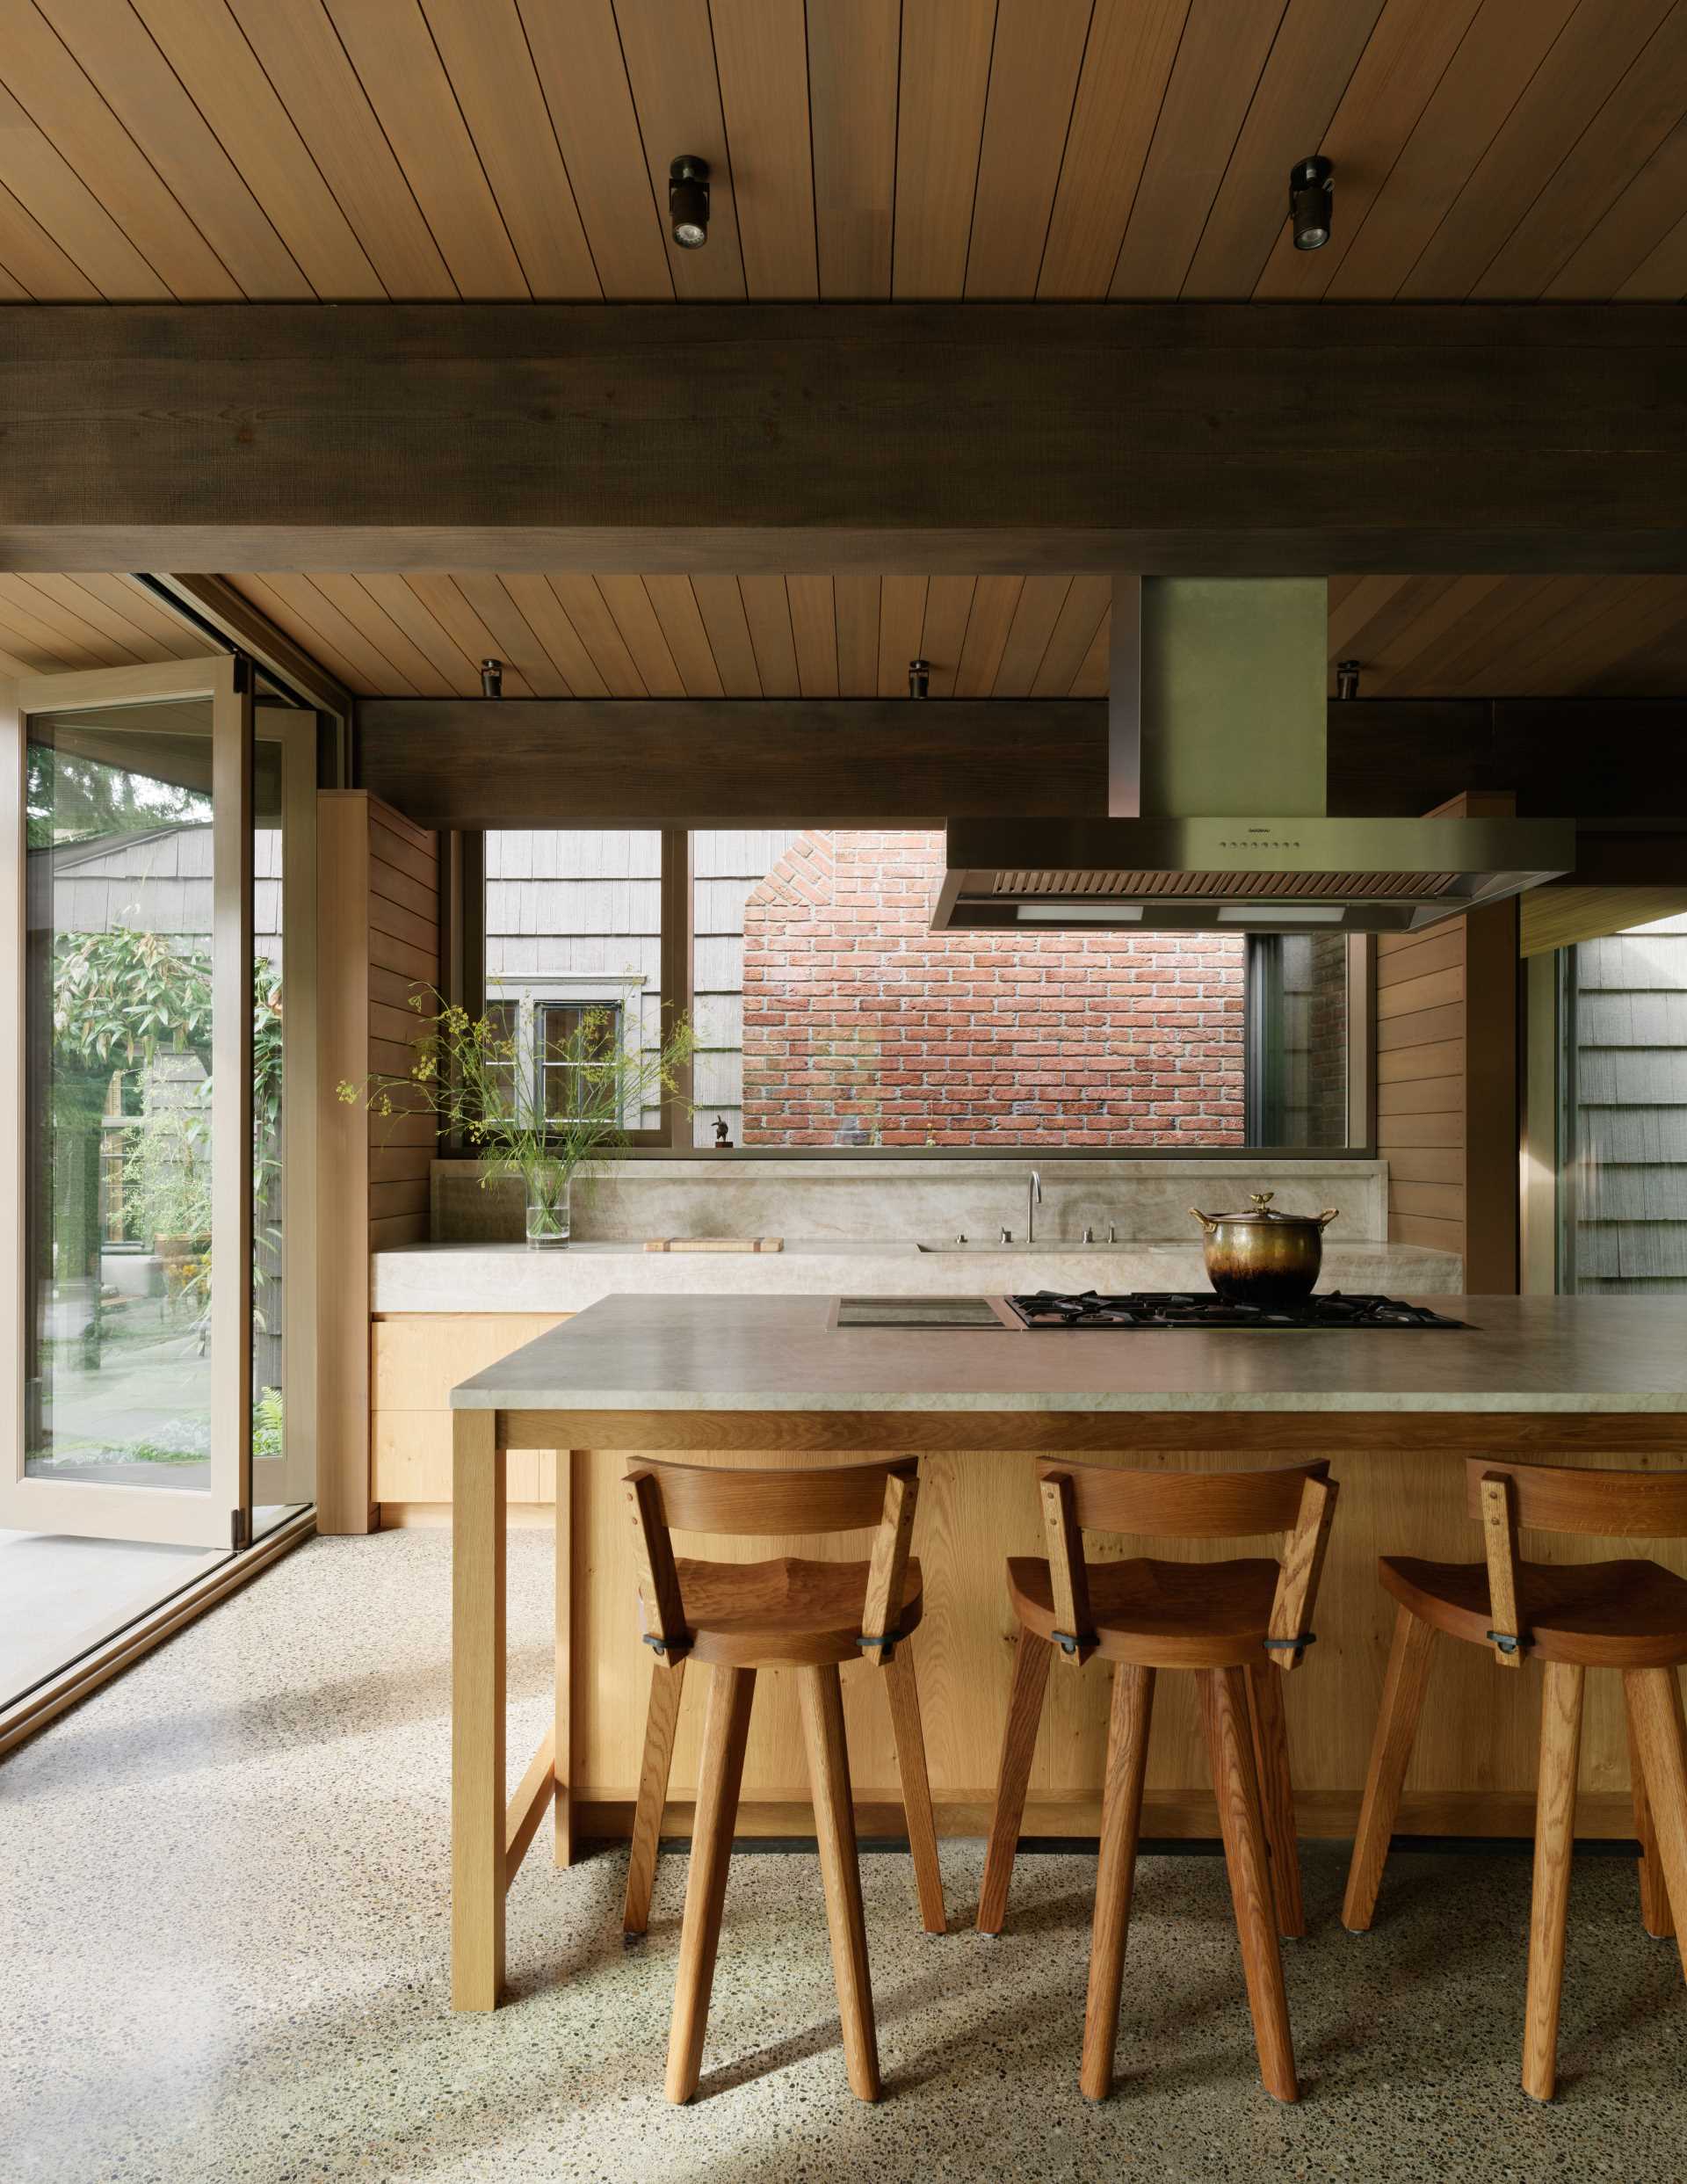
[480,827,1360,1154]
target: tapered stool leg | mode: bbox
[1201,1665,1298,2102]
[665,1665,756,2105]
[1343,1605,1437,1933]
[1625,1679,1677,1942]
[1081,1663,1155,2101]
[625,1657,686,1937]
[1246,1664,1304,1940]
[885,1646,946,1934]
[977,1626,1054,1934]
[1625,1666,1687,1988]
[1523,1660,1584,2101]
[800,1663,880,2101]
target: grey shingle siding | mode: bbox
[1568,912,1687,1293]
[485,828,799,1146]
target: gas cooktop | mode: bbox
[1004,1291,1470,1331]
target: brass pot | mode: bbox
[1189,1191,1338,1309]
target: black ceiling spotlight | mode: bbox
[481,657,503,698]
[1289,155,1334,251]
[669,155,711,250]
[909,657,930,700]
[1336,658,1361,701]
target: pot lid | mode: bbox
[1200,1192,1326,1227]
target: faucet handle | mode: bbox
[1000,1226,1012,1244]
[1082,1225,1095,1245]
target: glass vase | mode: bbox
[524,1162,571,1249]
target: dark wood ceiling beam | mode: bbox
[4,302,1684,573]
[358,696,1107,825]
[359,693,1687,829]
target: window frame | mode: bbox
[461,825,1371,1160]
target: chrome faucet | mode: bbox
[1027,1169,1042,1244]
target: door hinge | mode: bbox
[232,1507,250,1552]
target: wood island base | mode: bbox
[446,1394,1687,2008]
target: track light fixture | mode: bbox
[909,657,930,700]
[669,155,711,250]
[1289,155,1334,251]
[481,657,503,698]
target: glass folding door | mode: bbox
[2,659,254,1548]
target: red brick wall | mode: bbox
[741,829,1246,1148]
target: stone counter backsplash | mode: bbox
[429,1156,1387,1247]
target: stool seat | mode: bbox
[1380,1553,1687,1669]
[1007,1553,1281,1668]
[662,1555,926,1666]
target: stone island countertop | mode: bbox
[447,1293,1687,1415]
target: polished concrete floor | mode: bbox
[4,1528,1684,2184]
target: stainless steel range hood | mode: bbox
[931,577,1574,934]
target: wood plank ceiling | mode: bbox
[5,563,1684,700]
[4,2,1683,700]
[208,570,1687,700]
[1,0,1683,305]
[0,572,218,675]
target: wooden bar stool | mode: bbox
[1343,1456,1687,2101]
[620,1455,946,2105]
[976,1456,1338,2104]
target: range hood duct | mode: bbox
[932,577,1574,935]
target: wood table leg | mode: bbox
[801,1663,881,2101]
[884,1645,946,1935]
[1524,1660,1584,2102]
[1343,1604,1437,1934]
[1081,1663,1154,2102]
[1625,1679,1676,1941]
[1201,1665,1298,2103]
[1625,1666,1687,1989]
[554,1448,574,1868]
[666,1665,757,2105]
[1247,1663,1305,1940]
[625,1657,686,1938]
[452,1407,506,2012]
[977,1624,1053,1934]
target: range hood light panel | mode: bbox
[1017,903,1144,923]
[1215,904,1344,924]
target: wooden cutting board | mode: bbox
[642,1237,785,1253]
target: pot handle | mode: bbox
[1316,1207,1339,1229]
[1190,1207,1219,1235]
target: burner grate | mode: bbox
[1004,1290,1469,1331]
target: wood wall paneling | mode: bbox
[318,793,441,1534]
[1376,792,1518,1288]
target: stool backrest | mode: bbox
[1464,1456,1687,1539]
[1465,1456,1687,1670]
[1042,1457,1329,1541]
[1033,1456,1337,1672]
[625,1456,920,1667]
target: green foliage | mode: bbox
[252,1387,285,1459]
[339,989,696,1193]
[125,1091,213,1244]
[54,927,213,1069]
